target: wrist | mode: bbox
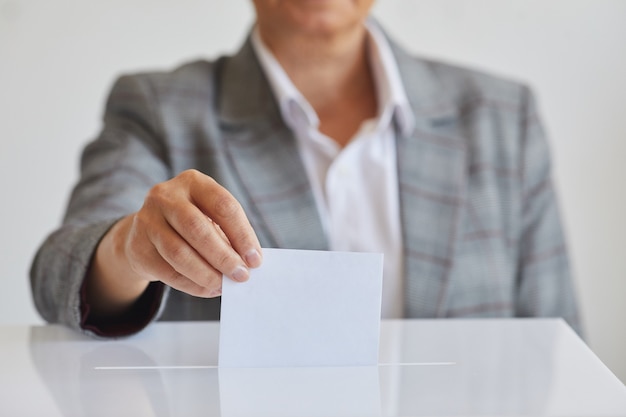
[86,215,150,317]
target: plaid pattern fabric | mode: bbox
[30,34,581,336]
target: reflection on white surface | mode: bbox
[380,319,554,416]
[1,320,623,416]
[28,323,222,417]
[79,345,172,417]
[219,366,380,417]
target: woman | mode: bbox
[31,0,581,336]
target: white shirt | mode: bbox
[251,21,415,318]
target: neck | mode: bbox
[258,23,373,110]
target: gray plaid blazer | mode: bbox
[30,34,581,335]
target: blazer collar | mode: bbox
[218,36,283,127]
[217,37,327,250]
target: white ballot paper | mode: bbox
[219,248,383,368]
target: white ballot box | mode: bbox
[1,319,625,416]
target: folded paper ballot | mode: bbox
[219,248,383,367]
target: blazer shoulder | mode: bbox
[391,33,533,115]
[107,58,227,104]
[418,56,533,110]
[159,59,222,88]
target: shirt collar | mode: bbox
[250,20,415,137]
[365,20,415,136]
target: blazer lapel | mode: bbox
[393,44,468,318]
[217,39,328,250]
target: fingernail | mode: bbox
[244,249,262,268]
[231,265,249,282]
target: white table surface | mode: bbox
[1,319,624,417]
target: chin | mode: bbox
[256,0,371,39]
[290,11,363,37]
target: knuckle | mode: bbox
[214,250,235,271]
[167,242,192,266]
[185,215,210,240]
[194,287,213,298]
[195,273,222,298]
[233,228,252,247]
[144,182,170,208]
[180,169,212,188]
[206,287,223,298]
[131,211,151,232]
[179,169,199,183]
[213,194,241,219]
[165,269,185,286]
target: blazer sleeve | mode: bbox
[515,86,583,335]
[30,75,173,337]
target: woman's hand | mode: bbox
[86,169,262,317]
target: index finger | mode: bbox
[188,171,263,268]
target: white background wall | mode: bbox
[1,0,624,383]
